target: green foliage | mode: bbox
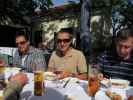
[17,0,53,16]
[0,0,53,25]
[91,0,133,57]
[17,0,34,16]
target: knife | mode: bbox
[63,78,71,88]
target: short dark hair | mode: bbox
[115,28,133,42]
[57,27,73,39]
[15,31,29,41]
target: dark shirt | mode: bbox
[96,50,133,86]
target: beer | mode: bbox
[34,71,44,96]
[87,67,100,96]
[0,66,5,74]
[0,58,5,74]
[0,66,5,90]
[87,76,100,96]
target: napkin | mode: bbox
[95,91,111,100]
[64,83,91,100]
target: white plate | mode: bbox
[110,79,130,88]
[101,79,130,88]
[44,72,57,81]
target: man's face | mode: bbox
[16,36,29,54]
[57,32,71,53]
[116,37,133,59]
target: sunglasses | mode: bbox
[16,41,27,46]
[57,39,70,43]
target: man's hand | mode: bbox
[60,72,88,80]
[59,71,71,79]
[75,73,88,80]
[10,73,28,86]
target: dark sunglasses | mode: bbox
[57,39,70,43]
[16,41,27,46]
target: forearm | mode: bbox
[4,81,23,100]
[76,73,88,80]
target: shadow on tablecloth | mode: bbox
[21,87,64,100]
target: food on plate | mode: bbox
[101,79,130,88]
[110,79,130,88]
[106,90,122,100]
[44,72,56,81]
[5,67,21,72]
[12,67,21,72]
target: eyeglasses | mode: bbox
[57,39,70,43]
[16,41,27,46]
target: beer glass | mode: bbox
[88,66,100,96]
[34,71,44,96]
[0,62,5,90]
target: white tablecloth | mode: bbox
[4,71,133,100]
[21,73,91,100]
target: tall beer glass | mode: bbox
[34,71,44,96]
[88,66,100,96]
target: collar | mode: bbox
[65,48,73,57]
[56,47,73,57]
[18,46,35,56]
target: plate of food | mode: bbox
[5,67,21,73]
[105,90,122,100]
[110,79,130,88]
[44,72,57,81]
[101,79,130,88]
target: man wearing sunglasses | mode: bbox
[13,32,46,72]
[48,28,87,80]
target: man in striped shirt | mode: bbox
[13,32,46,72]
[96,28,133,85]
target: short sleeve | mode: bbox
[33,51,46,71]
[77,52,87,73]
[48,52,55,69]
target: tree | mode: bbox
[0,0,53,25]
[17,0,53,16]
[80,0,91,61]
[112,0,133,35]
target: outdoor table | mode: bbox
[21,73,91,100]
[3,69,133,100]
